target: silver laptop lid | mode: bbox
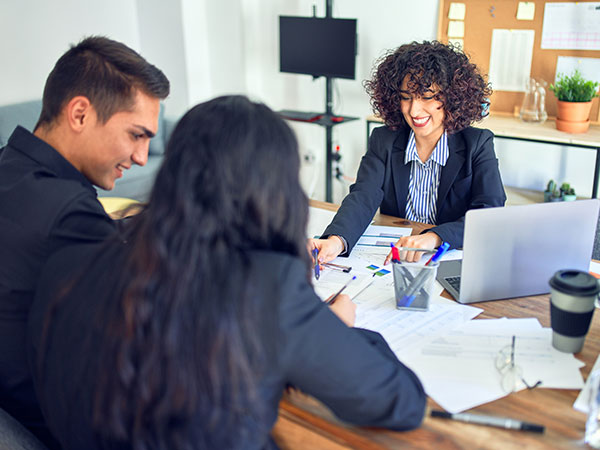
[459,199,599,303]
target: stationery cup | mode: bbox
[549,270,600,353]
[393,262,438,311]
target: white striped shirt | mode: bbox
[404,131,449,224]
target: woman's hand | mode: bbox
[308,235,344,265]
[326,294,356,327]
[384,232,442,264]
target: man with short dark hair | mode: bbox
[0,36,170,447]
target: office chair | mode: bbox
[0,407,48,450]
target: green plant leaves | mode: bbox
[549,69,599,102]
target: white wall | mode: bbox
[0,0,140,104]
[136,0,189,118]
[496,139,595,198]
[0,0,594,200]
[241,0,440,202]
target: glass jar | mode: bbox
[520,78,548,123]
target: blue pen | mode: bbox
[400,242,450,307]
[312,248,320,280]
[425,242,450,266]
[326,275,357,305]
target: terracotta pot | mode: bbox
[555,100,592,133]
[556,100,593,121]
[555,118,590,133]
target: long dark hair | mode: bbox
[364,40,492,132]
[92,96,309,448]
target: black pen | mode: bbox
[431,410,544,433]
[322,262,352,273]
[326,276,356,305]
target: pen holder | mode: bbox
[392,262,439,311]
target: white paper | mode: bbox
[574,353,600,413]
[555,56,600,87]
[354,273,483,354]
[516,2,535,21]
[401,320,585,413]
[363,224,412,239]
[448,3,466,20]
[448,20,465,38]
[488,29,535,92]
[313,270,377,302]
[542,2,600,50]
[307,206,336,239]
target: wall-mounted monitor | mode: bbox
[279,16,357,80]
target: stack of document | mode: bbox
[400,318,585,413]
[307,207,589,414]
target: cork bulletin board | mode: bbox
[437,0,600,122]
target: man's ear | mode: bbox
[64,96,94,133]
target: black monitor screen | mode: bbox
[279,16,357,80]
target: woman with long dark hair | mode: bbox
[27,96,425,449]
[311,41,506,264]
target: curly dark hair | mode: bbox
[364,40,492,133]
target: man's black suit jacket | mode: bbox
[0,126,116,448]
[323,125,506,252]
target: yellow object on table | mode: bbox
[98,197,141,218]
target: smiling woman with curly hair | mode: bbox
[366,40,492,132]
[311,41,506,264]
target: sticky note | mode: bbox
[448,20,465,38]
[449,38,464,50]
[448,2,466,20]
[516,2,535,20]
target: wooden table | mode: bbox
[365,114,600,199]
[272,201,599,449]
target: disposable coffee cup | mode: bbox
[549,270,600,353]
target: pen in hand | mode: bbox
[312,248,320,280]
[326,275,357,305]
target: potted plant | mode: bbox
[544,179,556,202]
[560,182,577,201]
[549,69,599,133]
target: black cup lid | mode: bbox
[549,270,600,297]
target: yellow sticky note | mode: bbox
[516,2,535,20]
[449,38,464,50]
[448,20,465,38]
[448,2,466,20]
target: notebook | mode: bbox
[437,199,600,304]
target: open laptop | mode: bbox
[437,199,600,304]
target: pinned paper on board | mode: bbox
[541,2,600,50]
[448,20,465,38]
[448,2,466,20]
[488,29,535,92]
[516,2,535,21]
[555,56,600,86]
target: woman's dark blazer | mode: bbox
[27,242,426,449]
[323,125,506,252]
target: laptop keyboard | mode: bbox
[445,276,461,293]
